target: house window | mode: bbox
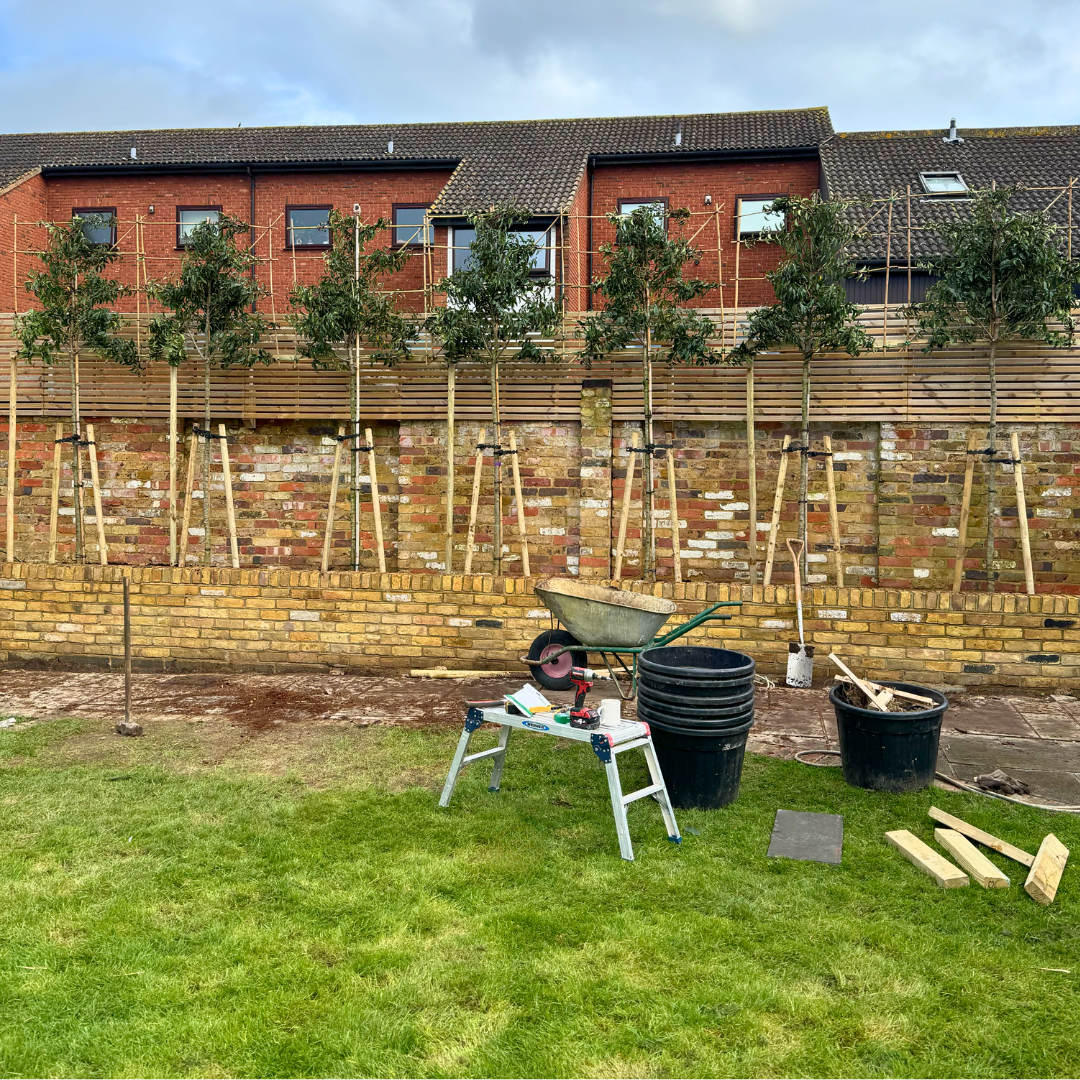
[286,205,331,249]
[392,205,433,248]
[617,198,668,226]
[736,197,784,237]
[176,206,221,247]
[72,207,116,246]
[451,226,551,274]
[919,171,969,198]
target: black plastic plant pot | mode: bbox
[648,716,754,810]
[640,646,756,682]
[829,681,948,793]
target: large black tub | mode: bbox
[639,646,755,808]
[829,680,948,793]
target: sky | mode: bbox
[1,0,1078,134]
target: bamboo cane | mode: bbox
[613,432,640,582]
[168,364,178,565]
[763,435,792,586]
[823,435,843,587]
[6,354,15,562]
[178,429,198,565]
[85,423,108,566]
[445,363,455,571]
[667,448,682,584]
[218,424,239,569]
[464,428,486,575]
[366,427,386,574]
[741,362,757,586]
[48,422,62,564]
[952,429,978,593]
[321,425,345,573]
[1011,432,1035,595]
[508,430,530,578]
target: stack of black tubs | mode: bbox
[637,646,755,809]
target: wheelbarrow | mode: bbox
[523,577,742,699]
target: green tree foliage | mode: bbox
[579,205,725,579]
[147,214,273,565]
[290,210,416,570]
[906,186,1080,589]
[17,213,138,562]
[731,194,873,577]
[425,202,561,575]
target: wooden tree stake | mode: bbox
[218,424,240,569]
[667,448,682,583]
[178,429,198,566]
[48,422,62,564]
[763,435,792,586]
[321,425,345,573]
[614,431,639,582]
[464,428,486,575]
[952,428,978,593]
[85,423,108,566]
[745,361,757,584]
[366,427,386,574]
[508,429,530,578]
[168,364,178,566]
[823,435,843,586]
[445,364,456,572]
[6,354,16,562]
[1010,432,1035,595]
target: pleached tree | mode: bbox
[425,203,560,576]
[731,194,873,579]
[17,213,138,562]
[906,186,1080,590]
[290,209,416,569]
[147,215,273,565]
[579,205,726,580]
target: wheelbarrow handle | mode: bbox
[653,601,741,646]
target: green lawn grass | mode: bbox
[1,716,1079,1078]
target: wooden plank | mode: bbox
[823,435,842,586]
[218,424,240,569]
[886,829,970,888]
[667,448,681,584]
[1011,432,1035,595]
[1025,834,1069,906]
[463,428,486,576]
[828,653,892,710]
[953,428,977,592]
[934,828,1011,888]
[6,353,15,561]
[508,430,529,578]
[928,806,1035,867]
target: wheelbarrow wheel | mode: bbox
[527,629,586,691]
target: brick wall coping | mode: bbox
[3,562,1078,616]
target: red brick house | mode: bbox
[0,107,833,315]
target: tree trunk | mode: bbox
[202,356,211,566]
[799,354,811,581]
[491,360,502,577]
[643,327,654,580]
[984,336,998,591]
[70,347,84,563]
[445,363,455,571]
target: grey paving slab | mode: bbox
[951,763,1080,805]
[941,733,1080,773]
[767,809,844,864]
[944,698,1037,738]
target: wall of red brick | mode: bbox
[589,158,820,307]
[0,172,47,313]
[39,169,455,315]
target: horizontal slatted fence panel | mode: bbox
[2,309,1080,423]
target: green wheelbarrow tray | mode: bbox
[523,577,742,699]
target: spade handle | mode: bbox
[786,538,806,646]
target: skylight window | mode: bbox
[919,172,969,198]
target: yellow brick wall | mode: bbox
[1,562,1078,689]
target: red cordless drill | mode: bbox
[569,666,601,730]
